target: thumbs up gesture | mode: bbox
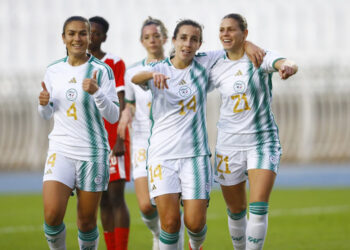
[39,82,50,106]
[83,70,99,95]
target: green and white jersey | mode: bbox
[39,56,119,162]
[210,50,284,148]
[143,51,223,161]
[125,59,152,134]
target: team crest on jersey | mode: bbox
[178,86,192,98]
[233,80,246,94]
[66,88,78,101]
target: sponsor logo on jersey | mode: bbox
[179,79,187,85]
[233,80,246,94]
[235,70,243,76]
[69,77,77,83]
[269,155,279,165]
[178,86,192,98]
[94,175,102,185]
[66,88,78,101]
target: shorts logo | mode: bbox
[45,169,53,175]
[233,81,246,94]
[269,155,279,165]
[94,175,102,185]
[178,86,192,98]
[219,174,225,180]
[66,88,78,101]
[152,184,157,191]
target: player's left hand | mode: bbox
[83,71,99,95]
[245,41,265,68]
[112,135,125,157]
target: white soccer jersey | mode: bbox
[140,51,224,162]
[38,56,119,162]
[124,59,152,133]
[210,50,284,148]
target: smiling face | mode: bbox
[62,20,90,58]
[219,18,247,52]
[172,25,202,64]
[141,24,166,56]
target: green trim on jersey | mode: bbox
[82,63,98,161]
[124,98,135,104]
[164,58,172,66]
[127,58,146,70]
[146,91,155,167]
[97,69,102,87]
[247,62,264,168]
[112,101,120,107]
[92,57,114,80]
[191,60,210,156]
[47,57,67,68]
[195,52,207,57]
[272,57,285,71]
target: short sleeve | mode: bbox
[260,50,285,73]
[113,60,126,92]
[124,71,135,103]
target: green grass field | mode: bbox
[0,189,349,250]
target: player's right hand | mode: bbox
[39,81,50,106]
[152,72,169,89]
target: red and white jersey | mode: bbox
[101,53,126,148]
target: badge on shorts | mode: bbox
[233,80,246,94]
[66,88,78,101]
[94,175,102,185]
[178,86,192,98]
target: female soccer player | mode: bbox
[88,16,130,250]
[38,16,119,250]
[118,17,179,250]
[130,19,228,250]
[210,14,298,250]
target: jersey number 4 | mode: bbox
[67,102,77,120]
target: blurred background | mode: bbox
[0,0,350,188]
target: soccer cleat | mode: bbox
[188,242,203,250]
[152,235,160,250]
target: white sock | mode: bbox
[246,202,269,250]
[188,224,207,250]
[44,222,66,250]
[159,229,179,250]
[227,209,247,250]
[142,210,160,237]
[78,226,99,250]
